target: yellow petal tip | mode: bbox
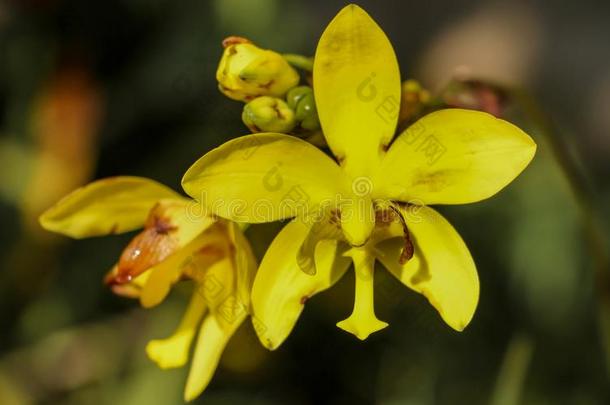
[337,3,369,18]
[336,317,388,341]
[145,337,190,369]
[449,318,470,332]
[263,339,279,351]
[183,388,198,403]
[253,322,282,351]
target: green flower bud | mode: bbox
[217,36,300,102]
[242,96,296,133]
[286,86,320,131]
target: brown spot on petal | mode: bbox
[222,36,251,48]
[258,79,275,90]
[197,245,225,258]
[411,170,452,192]
[399,233,414,265]
[387,204,414,265]
[375,209,396,226]
[300,296,309,305]
[109,223,120,234]
[329,209,341,227]
[152,215,176,235]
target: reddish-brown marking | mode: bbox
[108,208,179,285]
[109,223,120,234]
[222,36,251,48]
[258,79,275,90]
[387,205,415,265]
[400,232,414,265]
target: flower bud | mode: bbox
[286,86,320,131]
[217,36,300,102]
[242,96,296,133]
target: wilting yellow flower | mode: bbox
[39,176,257,400]
[182,5,536,345]
[217,36,300,102]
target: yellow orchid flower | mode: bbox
[39,176,257,401]
[181,5,536,344]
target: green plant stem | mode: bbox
[490,333,535,405]
[282,53,313,72]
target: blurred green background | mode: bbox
[1,0,609,404]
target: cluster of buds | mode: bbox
[216,36,320,135]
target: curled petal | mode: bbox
[376,205,479,331]
[251,220,350,350]
[297,209,344,275]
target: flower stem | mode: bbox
[282,53,314,72]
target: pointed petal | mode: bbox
[376,206,479,331]
[297,209,344,275]
[182,133,348,223]
[39,176,181,238]
[336,247,388,340]
[183,313,244,402]
[146,288,207,369]
[374,109,536,204]
[251,220,351,350]
[314,4,401,175]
